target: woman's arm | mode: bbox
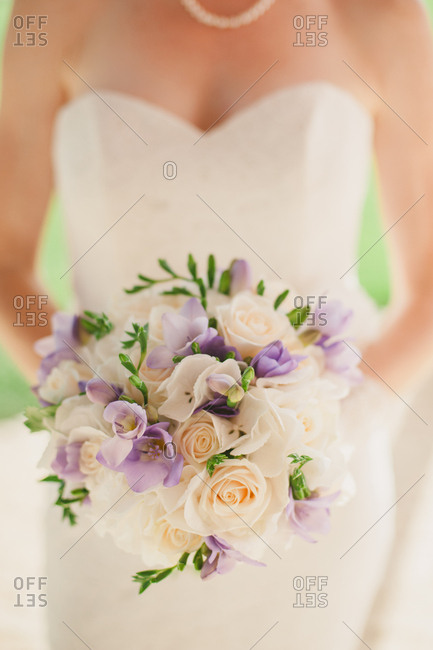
[0,2,76,382]
[352,1,433,392]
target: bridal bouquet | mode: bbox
[26,255,360,592]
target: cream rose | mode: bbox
[173,413,236,470]
[216,292,290,358]
[183,459,280,535]
[154,519,202,558]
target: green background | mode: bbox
[0,1,432,418]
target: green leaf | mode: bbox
[298,329,322,346]
[207,254,216,288]
[119,353,137,374]
[41,474,88,525]
[80,311,113,340]
[24,404,58,432]
[241,366,255,392]
[124,284,148,295]
[158,258,177,277]
[218,269,231,295]
[41,474,62,484]
[129,375,148,405]
[206,449,242,477]
[138,274,156,284]
[287,306,310,330]
[256,279,265,296]
[197,278,206,298]
[177,552,190,571]
[206,453,228,477]
[187,254,197,279]
[119,395,135,403]
[161,287,195,297]
[288,454,313,500]
[274,289,289,311]
[193,545,205,571]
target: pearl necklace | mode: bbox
[179,0,277,29]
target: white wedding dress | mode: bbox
[47,81,398,649]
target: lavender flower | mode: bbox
[251,340,305,378]
[285,488,339,543]
[200,536,264,580]
[319,339,363,384]
[230,259,253,295]
[35,313,81,383]
[146,298,239,368]
[99,401,148,466]
[86,378,122,405]
[314,300,353,338]
[96,422,183,492]
[52,442,85,483]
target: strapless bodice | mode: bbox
[53,81,376,337]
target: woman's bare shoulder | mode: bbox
[334,0,433,94]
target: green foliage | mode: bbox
[41,475,89,526]
[80,311,113,340]
[206,449,242,477]
[273,289,289,310]
[133,552,190,594]
[24,404,58,432]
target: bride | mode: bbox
[1,1,433,648]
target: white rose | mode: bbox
[54,395,109,436]
[38,360,93,405]
[216,292,290,358]
[183,459,285,536]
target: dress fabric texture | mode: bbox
[47,82,397,649]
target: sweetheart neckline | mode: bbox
[57,80,373,138]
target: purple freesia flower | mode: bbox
[52,442,85,483]
[314,300,353,338]
[96,422,183,492]
[194,395,240,418]
[251,340,305,378]
[33,313,82,405]
[35,313,81,383]
[285,488,339,543]
[230,259,253,295]
[86,378,123,405]
[201,535,264,580]
[146,298,240,368]
[99,401,148,466]
[319,339,363,384]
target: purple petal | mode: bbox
[230,260,253,294]
[98,437,133,467]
